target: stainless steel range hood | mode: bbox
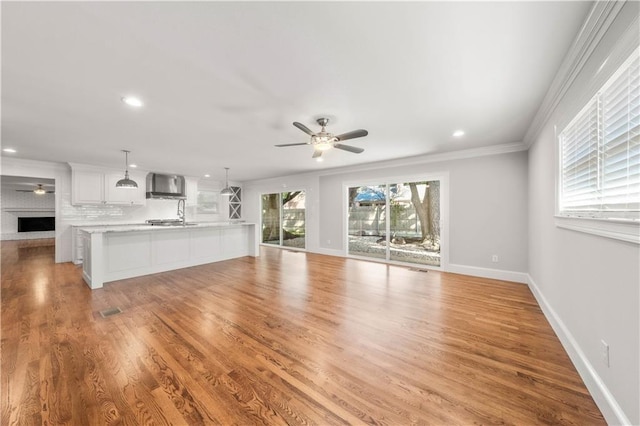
[146,173,186,200]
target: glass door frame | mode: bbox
[259,189,307,252]
[343,172,449,271]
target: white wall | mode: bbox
[244,148,529,281]
[527,2,639,424]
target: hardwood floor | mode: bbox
[1,239,605,425]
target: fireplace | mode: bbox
[18,217,55,232]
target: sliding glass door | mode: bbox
[348,180,441,267]
[347,185,387,260]
[261,193,281,245]
[261,191,306,249]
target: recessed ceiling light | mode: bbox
[316,157,324,162]
[204,174,211,178]
[453,130,465,137]
[2,148,17,153]
[129,164,137,168]
[121,96,143,107]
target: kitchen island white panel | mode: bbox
[153,229,190,265]
[80,223,257,289]
[222,225,249,258]
[190,228,222,260]
[107,232,153,272]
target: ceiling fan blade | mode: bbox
[312,150,323,158]
[274,142,310,147]
[293,122,316,136]
[334,143,364,154]
[335,129,368,141]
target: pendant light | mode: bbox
[115,150,138,188]
[220,167,233,196]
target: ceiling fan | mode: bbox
[275,118,368,158]
[15,184,54,194]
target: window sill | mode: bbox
[555,216,639,244]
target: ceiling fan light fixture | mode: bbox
[33,184,46,195]
[275,117,367,158]
[220,167,233,196]
[116,150,138,189]
[312,133,336,151]
[315,141,333,151]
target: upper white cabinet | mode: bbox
[72,169,104,205]
[71,164,146,206]
[185,176,199,206]
[105,171,146,205]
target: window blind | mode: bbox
[601,52,640,211]
[560,98,600,210]
[559,48,640,217]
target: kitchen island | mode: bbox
[79,222,258,289]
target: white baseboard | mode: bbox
[311,247,345,258]
[526,274,631,426]
[447,263,528,283]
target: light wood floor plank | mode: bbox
[1,239,604,425]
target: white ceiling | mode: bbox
[1,1,592,182]
[1,175,55,191]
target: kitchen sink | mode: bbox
[146,219,199,227]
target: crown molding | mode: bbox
[523,0,628,148]
[243,141,527,185]
[318,141,528,178]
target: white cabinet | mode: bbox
[71,165,146,206]
[185,176,199,206]
[72,226,85,264]
[105,171,146,205]
[81,224,258,289]
[81,231,94,285]
[72,170,104,205]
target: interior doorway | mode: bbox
[1,175,56,261]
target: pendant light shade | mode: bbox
[220,167,233,196]
[116,150,138,189]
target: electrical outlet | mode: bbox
[601,340,610,367]
[491,255,499,263]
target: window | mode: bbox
[559,48,639,220]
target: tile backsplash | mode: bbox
[60,194,194,225]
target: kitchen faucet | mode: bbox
[177,199,186,225]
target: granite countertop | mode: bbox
[71,221,142,227]
[78,221,250,234]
